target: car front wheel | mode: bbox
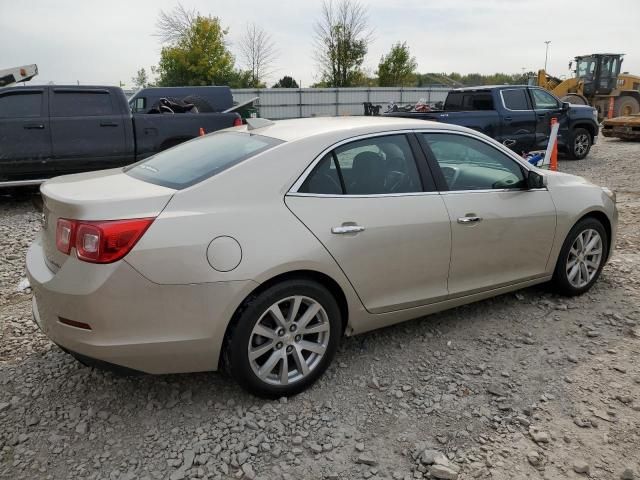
[224,279,341,397]
[552,217,608,296]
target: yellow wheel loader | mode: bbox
[536,53,640,120]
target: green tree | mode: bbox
[377,42,417,87]
[156,16,235,86]
[314,0,371,87]
[131,68,149,89]
[272,76,299,88]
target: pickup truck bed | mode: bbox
[0,85,241,186]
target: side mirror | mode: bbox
[527,170,546,189]
[562,101,571,111]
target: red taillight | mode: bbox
[233,116,243,127]
[56,217,154,264]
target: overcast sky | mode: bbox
[1,0,639,87]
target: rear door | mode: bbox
[286,133,451,314]
[49,88,128,173]
[498,88,536,153]
[419,131,556,296]
[0,88,52,179]
[529,88,565,149]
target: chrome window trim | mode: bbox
[499,88,532,112]
[288,128,544,197]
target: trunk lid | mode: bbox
[40,168,175,271]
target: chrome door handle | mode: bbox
[457,216,482,224]
[331,225,365,234]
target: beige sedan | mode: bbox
[27,117,617,397]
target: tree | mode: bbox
[377,42,417,87]
[313,0,372,87]
[272,76,299,88]
[131,68,149,89]
[155,2,198,45]
[238,23,277,88]
[156,15,235,86]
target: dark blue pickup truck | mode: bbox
[0,85,241,186]
[385,85,600,159]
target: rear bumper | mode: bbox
[27,235,257,374]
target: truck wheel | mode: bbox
[613,96,640,117]
[182,95,215,112]
[561,93,588,105]
[566,128,591,160]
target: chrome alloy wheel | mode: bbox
[574,133,590,157]
[566,228,603,288]
[248,296,330,386]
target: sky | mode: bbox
[1,0,639,88]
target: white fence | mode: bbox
[231,87,450,119]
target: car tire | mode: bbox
[224,279,342,398]
[552,217,608,296]
[566,127,592,160]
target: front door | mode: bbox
[0,88,52,179]
[286,133,451,313]
[529,88,565,150]
[419,132,557,296]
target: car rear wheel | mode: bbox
[552,217,608,296]
[566,127,592,160]
[224,280,341,397]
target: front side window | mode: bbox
[422,133,526,190]
[51,91,114,117]
[126,132,282,189]
[502,89,530,110]
[530,89,559,110]
[299,135,424,195]
[0,92,43,118]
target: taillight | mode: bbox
[233,116,243,127]
[56,218,154,264]
[56,219,75,254]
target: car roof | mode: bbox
[234,116,466,142]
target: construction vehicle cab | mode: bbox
[573,54,622,97]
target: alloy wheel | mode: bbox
[248,296,330,386]
[574,133,590,157]
[565,228,603,288]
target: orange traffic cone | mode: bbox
[550,117,558,172]
[199,127,205,136]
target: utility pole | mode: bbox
[544,41,551,71]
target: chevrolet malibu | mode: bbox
[27,117,617,397]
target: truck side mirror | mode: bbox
[562,102,571,111]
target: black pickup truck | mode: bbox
[0,85,242,186]
[385,85,600,159]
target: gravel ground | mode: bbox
[1,137,639,480]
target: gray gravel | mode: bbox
[1,137,639,479]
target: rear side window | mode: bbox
[445,92,493,111]
[502,89,530,110]
[126,132,282,189]
[51,91,114,117]
[0,92,43,118]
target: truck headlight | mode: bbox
[602,187,616,203]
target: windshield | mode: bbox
[125,132,283,189]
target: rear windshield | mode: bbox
[125,132,282,189]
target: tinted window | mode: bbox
[301,135,423,195]
[51,91,114,117]
[445,92,493,111]
[502,89,529,110]
[423,133,525,190]
[531,89,559,109]
[298,154,343,194]
[126,132,282,189]
[0,92,43,118]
